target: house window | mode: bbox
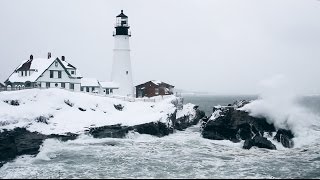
[110,89,113,93]
[71,71,75,75]
[81,87,84,91]
[55,61,58,67]
[25,71,27,76]
[58,71,62,78]
[50,70,54,78]
[155,88,159,95]
[61,83,65,88]
[21,71,24,76]
[86,87,89,92]
[70,83,74,90]
[92,87,95,91]
[46,82,50,88]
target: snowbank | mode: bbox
[0,89,186,135]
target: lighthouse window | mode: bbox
[126,71,128,75]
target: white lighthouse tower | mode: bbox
[111,10,134,97]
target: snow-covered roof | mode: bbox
[81,78,100,87]
[8,58,56,83]
[61,59,76,69]
[7,57,80,83]
[151,80,163,85]
[100,81,119,89]
[136,80,174,87]
[70,69,83,78]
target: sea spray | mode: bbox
[240,74,320,147]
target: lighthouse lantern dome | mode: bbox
[116,10,129,27]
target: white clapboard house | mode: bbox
[5,53,119,95]
[5,53,82,91]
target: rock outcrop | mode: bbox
[89,124,132,138]
[0,128,77,168]
[89,106,206,138]
[274,129,294,148]
[243,136,277,150]
[201,100,294,150]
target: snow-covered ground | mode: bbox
[0,89,191,135]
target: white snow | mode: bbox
[151,80,163,85]
[80,78,100,87]
[176,103,196,119]
[209,109,223,120]
[0,89,191,135]
[7,57,81,83]
[8,58,55,83]
[100,81,119,89]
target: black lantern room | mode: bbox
[114,10,131,36]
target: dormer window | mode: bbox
[71,71,75,75]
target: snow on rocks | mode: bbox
[0,89,194,135]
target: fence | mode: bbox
[0,86,179,103]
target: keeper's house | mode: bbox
[5,53,82,91]
[135,80,174,98]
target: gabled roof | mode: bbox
[61,59,76,69]
[0,82,4,87]
[136,80,174,88]
[100,81,119,89]
[6,56,80,83]
[81,78,101,87]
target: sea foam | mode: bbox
[240,74,320,147]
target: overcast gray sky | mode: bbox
[0,0,320,95]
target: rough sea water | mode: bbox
[1,95,320,179]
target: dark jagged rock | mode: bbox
[89,124,132,138]
[88,122,172,138]
[47,133,78,141]
[64,99,74,107]
[202,107,275,142]
[78,107,86,112]
[274,129,294,148]
[3,100,20,106]
[201,100,296,150]
[134,121,172,137]
[0,128,79,168]
[89,105,206,138]
[173,109,206,131]
[0,128,46,168]
[243,136,276,150]
[35,116,49,124]
[114,104,124,111]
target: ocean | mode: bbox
[1,94,320,178]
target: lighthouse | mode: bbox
[111,10,134,97]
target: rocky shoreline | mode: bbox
[0,106,205,168]
[0,99,298,168]
[201,100,295,150]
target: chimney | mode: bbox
[30,54,33,60]
[61,56,65,61]
[48,52,51,59]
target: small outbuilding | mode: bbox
[135,80,174,98]
[80,78,101,93]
